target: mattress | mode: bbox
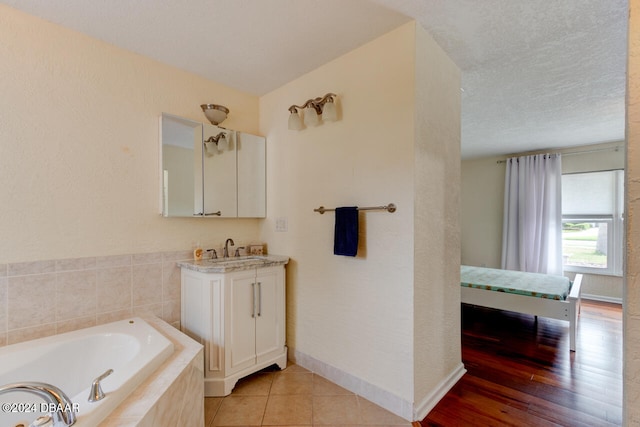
[461,265,572,301]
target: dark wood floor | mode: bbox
[421,300,622,427]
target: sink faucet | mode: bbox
[0,382,77,426]
[223,238,235,258]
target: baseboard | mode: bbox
[413,362,466,421]
[582,293,623,304]
[292,349,466,422]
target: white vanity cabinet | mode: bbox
[180,260,287,396]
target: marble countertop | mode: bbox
[177,254,289,273]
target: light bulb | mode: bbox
[322,101,337,122]
[304,106,320,126]
[288,110,303,130]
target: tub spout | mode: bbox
[0,382,76,426]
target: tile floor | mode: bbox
[204,363,413,426]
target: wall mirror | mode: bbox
[160,113,266,218]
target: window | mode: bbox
[561,170,624,276]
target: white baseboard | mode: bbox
[413,362,466,421]
[582,293,623,304]
[292,349,465,422]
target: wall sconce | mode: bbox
[200,104,229,125]
[288,93,338,130]
[204,132,228,156]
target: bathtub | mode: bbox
[0,318,174,427]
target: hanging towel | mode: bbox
[334,206,359,256]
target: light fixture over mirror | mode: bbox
[287,93,338,130]
[201,103,229,125]
[204,132,228,156]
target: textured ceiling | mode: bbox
[1,0,628,159]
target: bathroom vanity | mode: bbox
[178,255,288,396]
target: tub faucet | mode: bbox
[223,238,234,258]
[0,382,76,426]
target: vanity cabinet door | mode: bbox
[226,270,259,374]
[255,267,284,364]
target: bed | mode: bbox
[460,265,583,351]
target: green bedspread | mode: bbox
[461,265,571,301]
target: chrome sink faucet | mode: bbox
[0,382,77,426]
[223,238,234,258]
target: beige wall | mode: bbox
[0,4,261,264]
[461,141,625,301]
[413,23,462,409]
[626,0,640,423]
[259,22,462,420]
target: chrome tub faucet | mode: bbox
[0,382,76,426]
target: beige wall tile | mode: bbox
[1,249,187,347]
[162,299,180,325]
[132,252,163,265]
[0,333,6,347]
[0,277,6,333]
[56,257,97,272]
[96,254,132,269]
[96,308,134,325]
[8,260,55,276]
[8,323,56,344]
[56,270,97,321]
[133,303,163,318]
[132,264,162,306]
[8,273,56,329]
[162,261,181,301]
[97,266,132,313]
[57,315,96,334]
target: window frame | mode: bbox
[561,169,624,277]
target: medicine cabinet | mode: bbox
[160,113,266,218]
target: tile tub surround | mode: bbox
[99,316,204,426]
[0,250,196,346]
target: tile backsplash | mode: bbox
[0,250,192,347]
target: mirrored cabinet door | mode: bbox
[161,114,201,217]
[202,123,237,218]
[237,132,266,218]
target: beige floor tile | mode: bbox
[357,397,413,426]
[212,395,268,426]
[312,375,354,396]
[313,395,361,425]
[270,372,313,395]
[205,397,223,426]
[232,371,275,396]
[262,395,313,425]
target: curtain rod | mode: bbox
[496,145,623,164]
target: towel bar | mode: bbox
[313,203,396,214]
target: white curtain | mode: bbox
[501,153,563,275]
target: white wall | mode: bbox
[461,141,625,301]
[259,22,462,420]
[0,4,261,264]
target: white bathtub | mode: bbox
[0,318,174,427]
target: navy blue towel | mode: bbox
[334,206,359,256]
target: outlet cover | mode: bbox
[275,217,288,232]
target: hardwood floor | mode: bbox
[421,300,622,426]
